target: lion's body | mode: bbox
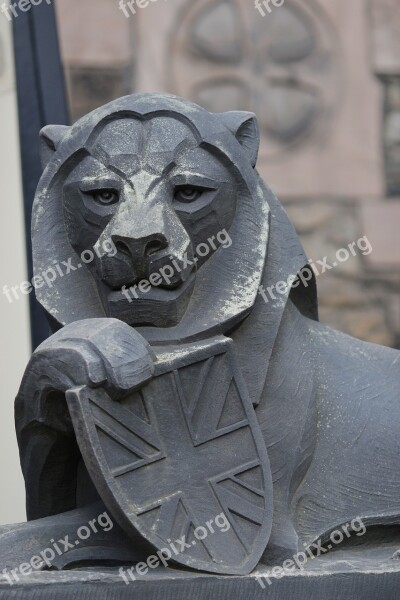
[14,93,400,565]
[253,299,400,559]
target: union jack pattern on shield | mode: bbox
[67,336,273,574]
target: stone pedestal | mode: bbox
[2,556,400,600]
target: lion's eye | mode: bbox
[92,190,119,205]
[174,187,202,203]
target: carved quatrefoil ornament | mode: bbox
[169,0,341,158]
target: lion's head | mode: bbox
[33,93,313,344]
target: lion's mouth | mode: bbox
[105,272,196,327]
[97,249,196,292]
[113,262,196,295]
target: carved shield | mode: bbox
[66,336,272,574]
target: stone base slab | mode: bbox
[1,561,400,600]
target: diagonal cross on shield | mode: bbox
[66,336,273,574]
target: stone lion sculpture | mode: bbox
[2,94,400,580]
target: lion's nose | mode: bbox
[112,234,168,268]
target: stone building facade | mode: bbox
[56,0,400,348]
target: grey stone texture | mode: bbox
[1,93,400,598]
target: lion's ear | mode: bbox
[39,125,70,168]
[218,111,260,167]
